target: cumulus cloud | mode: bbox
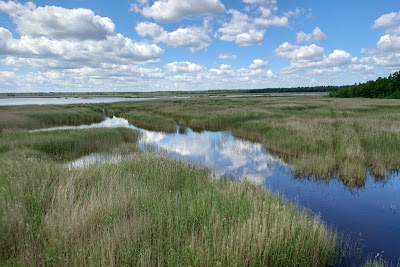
[218,9,288,46]
[131,0,225,22]
[136,22,211,52]
[361,11,400,69]
[0,27,163,68]
[373,12,400,29]
[253,16,288,27]
[275,42,324,60]
[311,67,340,75]
[325,50,352,66]
[377,34,400,52]
[219,53,237,60]
[219,10,262,45]
[350,64,374,74]
[275,42,353,71]
[0,1,115,40]
[249,59,268,69]
[362,52,400,68]
[296,27,326,43]
[165,61,204,73]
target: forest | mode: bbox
[330,71,400,98]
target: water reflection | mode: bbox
[137,127,287,184]
[44,117,400,264]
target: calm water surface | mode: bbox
[46,117,400,264]
[0,97,158,106]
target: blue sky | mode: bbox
[0,0,399,92]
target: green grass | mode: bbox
[0,103,339,266]
[0,155,337,266]
[0,104,104,131]
[99,96,400,187]
[0,128,138,162]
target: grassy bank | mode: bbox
[0,155,337,266]
[0,104,105,131]
[0,105,338,266]
[99,96,400,187]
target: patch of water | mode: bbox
[45,117,400,264]
[0,97,159,106]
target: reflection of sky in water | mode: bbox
[43,117,400,264]
[137,127,286,184]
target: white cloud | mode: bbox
[350,64,374,74]
[234,29,264,46]
[136,22,211,52]
[0,70,16,80]
[218,8,288,46]
[0,27,163,68]
[275,42,353,71]
[363,53,400,68]
[219,64,231,70]
[311,67,340,75]
[275,42,324,60]
[218,10,264,46]
[377,34,400,52]
[165,61,204,73]
[0,1,115,40]
[254,16,288,27]
[296,27,326,43]
[249,59,267,69]
[373,12,400,29]
[219,53,237,60]
[326,50,352,66]
[358,12,400,70]
[131,0,225,23]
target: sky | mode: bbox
[0,0,399,92]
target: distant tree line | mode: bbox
[242,86,339,94]
[330,71,400,98]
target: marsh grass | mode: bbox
[0,155,337,266]
[0,105,104,131]
[0,106,339,266]
[0,128,138,162]
[103,96,400,187]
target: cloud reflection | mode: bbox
[137,127,286,185]
[48,116,286,185]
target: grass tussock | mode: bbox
[0,155,337,266]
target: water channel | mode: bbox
[42,117,400,264]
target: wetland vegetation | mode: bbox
[1,95,400,266]
[0,100,338,266]
[100,96,400,187]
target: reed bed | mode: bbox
[0,155,337,266]
[101,96,400,187]
[0,108,338,266]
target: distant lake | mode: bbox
[0,97,158,106]
[0,93,326,106]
